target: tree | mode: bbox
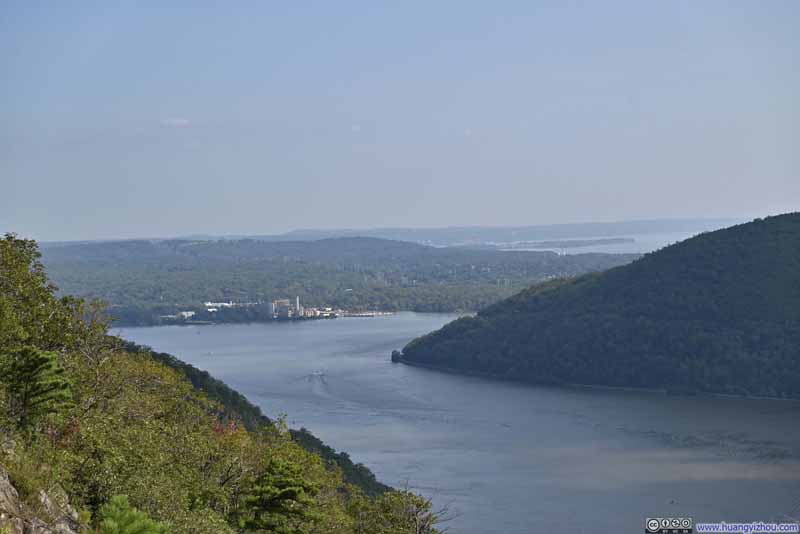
[0,346,72,429]
[0,233,100,355]
[98,495,169,534]
[239,458,319,534]
[350,490,443,534]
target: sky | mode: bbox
[1,1,798,241]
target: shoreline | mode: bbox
[394,356,800,403]
[110,310,467,328]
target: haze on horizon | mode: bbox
[1,1,798,242]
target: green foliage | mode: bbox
[1,233,442,533]
[0,346,72,429]
[98,495,169,534]
[349,490,441,534]
[156,346,387,500]
[239,458,319,533]
[125,341,272,430]
[38,236,636,325]
[372,491,440,534]
[402,213,800,399]
[289,428,390,497]
[0,234,57,348]
[0,233,103,353]
[123,340,389,496]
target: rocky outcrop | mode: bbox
[0,466,79,534]
[35,487,80,534]
[0,466,25,534]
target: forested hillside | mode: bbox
[121,340,390,497]
[40,237,636,325]
[401,214,800,399]
[0,234,441,533]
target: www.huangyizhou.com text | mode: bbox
[695,522,799,533]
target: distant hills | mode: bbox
[400,213,800,399]
[177,217,742,248]
[40,236,636,325]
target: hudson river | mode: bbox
[118,313,800,533]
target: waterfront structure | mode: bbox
[204,301,234,309]
[269,297,302,318]
[264,297,345,320]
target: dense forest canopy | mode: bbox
[40,237,637,325]
[0,233,442,533]
[401,213,800,399]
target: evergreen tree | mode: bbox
[98,495,169,534]
[239,458,319,534]
[0,346,72,429]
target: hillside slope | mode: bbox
[401,214,800,398]
[0,234,440,533]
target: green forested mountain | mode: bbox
[400,213,800,399]
[39,237,636,325]
[0,234,440,533]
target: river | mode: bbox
[117,313,800,533]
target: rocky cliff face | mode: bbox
[0,466,24,533]
[0,466,79,534]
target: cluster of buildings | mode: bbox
[266,297,339,319]
[160,297,382,323]
[159,310,196,321]
[203,301,257,313]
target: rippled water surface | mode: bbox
[118,313,800,533]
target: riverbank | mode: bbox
[393,354,800,402]
[113,310,401,328]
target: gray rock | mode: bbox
[0,467,24,534]
[0,466,79,534]
[37,489,80,534]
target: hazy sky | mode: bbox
[1,1,798,241]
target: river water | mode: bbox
[118,313,800,533]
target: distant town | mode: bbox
[159,297,392,324]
